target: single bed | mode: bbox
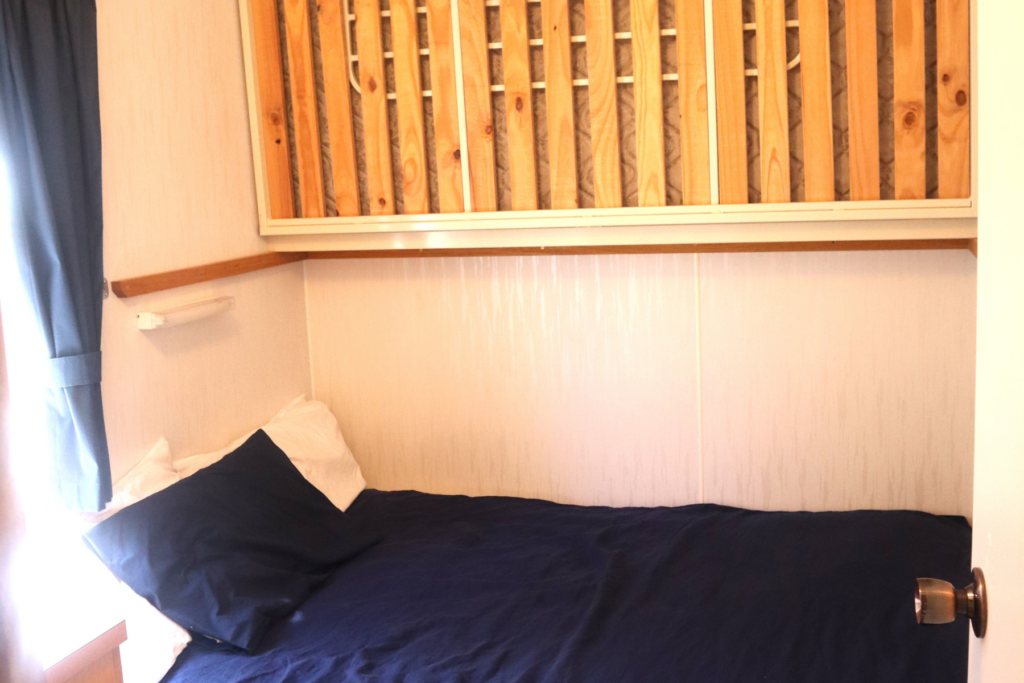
[162,489,971,683]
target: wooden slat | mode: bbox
[425,0,466,212]
[845,0,881,201]
[675,0,711,205]
[355,0,396,214]
[283,0,325,217]
[542,0,579,209]
[307,238,975,259]
[893,0,925,199]
[756,0,790,203]
[110,253,309,298]
[712,0,748,204]
[459,0,498,211]
[44,622,127,683]
[250,0,295,219]
[936,0,970,198]
[390,0,430,214]
[500,0,539,210]
[796,0,834,201]
[584,0,622,208]
[319,0,360,216]
[630,0,666,206]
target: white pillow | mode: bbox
[173,397,366,511]
[84,439,192,683]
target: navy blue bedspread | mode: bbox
[164,490,971,683]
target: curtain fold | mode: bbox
[0,0,110,512]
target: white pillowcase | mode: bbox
[173,397,366,511]
[87,439,192,683]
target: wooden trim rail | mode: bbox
[110,239,977,298]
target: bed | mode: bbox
[161,488,971,683]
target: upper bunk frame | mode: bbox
[237,0,976,253]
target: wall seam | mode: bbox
[302,259,318,401]
[694,253,706,504]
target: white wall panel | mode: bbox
[699,250,977,517]
[305,256,703,506]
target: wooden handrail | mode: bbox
[110,238,976,299]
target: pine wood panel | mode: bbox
[756,0,790,203]
[712,0,748,204]
[936,0,970,199]
[675,0,711,206]
[542,0,579,209]
[501,0,539,210]
[250,0,294,219]
[390,0,430,214]
[459,0,498,211]
[282,0,325,217]
[318,0,360,216]
[585,0,623,208]
[845,0,881,201]
[355,0,396,215]
[893,0,925,199]
[796,0,834,201]
[425,0,466,212]
[630,0,666,206]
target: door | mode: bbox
[969,1,1024,680]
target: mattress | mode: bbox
[163,489,971,682]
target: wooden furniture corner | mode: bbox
[44,621,127,683]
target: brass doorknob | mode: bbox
[915,567,987,638]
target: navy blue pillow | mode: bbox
[84,430,377,653]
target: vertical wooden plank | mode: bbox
[893,0,925,199]
[712,0,747,204]
[845,0,881,201]
[250,0,295,219]
[630,0,666,206]
[936,0,970,198]
[390,0,431,214]
[459,0,498,211]
[426,0,466,212]
[675,0,711,205]
[755,0,790,202]
[355,0,396,214]
[283,0,326,217]
[796,0,834,201]
[501,0,539,210]
[319,0,361,216]
[543,0,579,209]
[584,0,622,208]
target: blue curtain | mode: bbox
[0,0,110,512]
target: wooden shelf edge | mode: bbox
[109,239,974,298]
[44,621,127,683]
[110,252,307,298]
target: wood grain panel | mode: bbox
[755,0,790,203]
[796,0,834,202]
[712,0,748,204]
[630,0,666,206]
[542,0,579,209]
[283,0,325,216]
[584,0,622,208]
[318,0,360,216]
[305,255,701,506]
[250,0,294,218]
[700,250,977,516]
[675,0,711,205]
[355,0,396,215]
[390,0,430,214]
[425,0,466,212]
[845,0,881,201]
[893,0,925,199]
[501,0,539,210]
[459,0,498,211]
[936,0,970,199]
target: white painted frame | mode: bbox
[237,0,978,249]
